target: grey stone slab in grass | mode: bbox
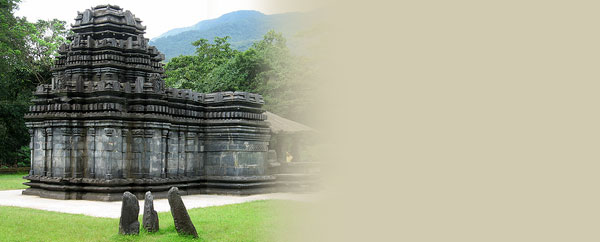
[167,187,198,238]
[143,191,159,232]
[119,191,139,235]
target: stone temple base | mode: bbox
[22,5,277,201]
[22,175,277,201]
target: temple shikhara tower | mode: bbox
[23,5,273,200]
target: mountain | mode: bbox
[149,10,313,61]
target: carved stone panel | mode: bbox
[23,4,272,201]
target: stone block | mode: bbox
[119,191,140,235]
[167,187,198,238]
[143,191,159,232]
[22,4,272,201]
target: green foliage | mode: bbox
[164,30,316,124]
[26,18,71,83]
[0,200,299,241]
[0,0,69,166]
[16,146,30,166]
[149,10,311,60]
[164,36,239,92]
[250,31,316,121]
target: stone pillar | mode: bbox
[45,127,53,177]
[122,129,130,178]
[104,128,118,179]
[72,127,84,178]
[141,129,152,178]
[110,128,123,179]
[94,127,111,178]
[131,129,143,178]
[85,128,96,178]
[166,130,179,177]
[51,127,68,178]
[63,128,73,178]
[148,129,162,177]
[161,129,168,178]
[177,131,185,175]
[185,131,197,176]
[197,134,204,176]
[32,128,45,176]
[28,128,34,175]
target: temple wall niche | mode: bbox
[51,128,67,178]
[32,128,45,176]
[85,127,96,178]
[166,130,180,177]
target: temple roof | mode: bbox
[266,112,313,134]
[72,4,146,34]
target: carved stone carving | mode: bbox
[23,4,272,201]
[149,73,163,93]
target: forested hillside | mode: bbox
[149,10,313,60]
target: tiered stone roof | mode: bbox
[50,4,164,94]
[23,5,274,201]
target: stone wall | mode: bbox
[22,5,273,200]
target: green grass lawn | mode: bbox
[0,199,303,241]
[0,172,28,190]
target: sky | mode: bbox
[15,0,319,39]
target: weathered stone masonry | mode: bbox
[23,5,273,201]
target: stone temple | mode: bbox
[23,5,273,200]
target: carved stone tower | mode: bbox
[23,5,272,200]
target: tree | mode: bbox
[27,19,70,84]
[0,0,69,166]
[0,0,32,167]
[164,30,317,124]
[164,36,239,92]
[251,30,314,120]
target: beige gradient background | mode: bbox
[276,0,600,241]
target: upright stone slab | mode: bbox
[143,191,159,232]
[119,191,140,235]
[22,4,272,201]
[167,187,198,238]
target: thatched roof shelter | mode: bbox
[265,111,314,134]
[265,112,315,163]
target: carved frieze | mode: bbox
[23,4,272,201]
[104,128,115,137]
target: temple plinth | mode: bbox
[23,5,273,201]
